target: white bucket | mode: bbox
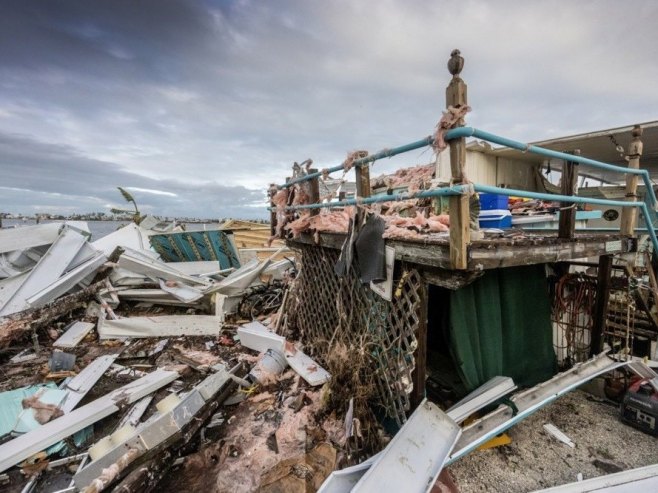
[249,349,288,384]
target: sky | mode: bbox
[1,0,657,219]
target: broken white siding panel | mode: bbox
[0,368,178,473]
[196,365,231,400]
[214,293,242,322]
[352,399,461,493]
[166,261,223,277]
[209,255,274,296]
[448,353,630,464]
[0,223,62,255]
[53,322,96,348]
[117,289,199,307]
[158,279,204,303]
[98,315,222,339]
[64,242,100,273]
[530,463,658,492]
[445,376,516,424]
[117,289,177,300]
[0,228,88,316]
[25,252,107,309]
[118,248,210,287]
[319,376,518,493]
[285,347,331,386]
[237,321,285,353]
[117,396,153,429]
[317,454,381,493]
[0,271,28,311]
[74,369,232,488]
[138,390,206,448]
[60,354,118,413]
[109,267,152,287]
[0,257,22,279]
[90,223,150,256]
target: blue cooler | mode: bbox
[479,193,509,210]
[479,209,512,228]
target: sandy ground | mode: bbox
[448,389,658,492]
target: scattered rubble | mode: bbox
[1,213,658,493]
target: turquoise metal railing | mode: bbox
[273,127,658,252]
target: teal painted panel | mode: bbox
[149,230,241,269]
[0,384,57,437]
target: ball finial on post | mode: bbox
[448,49,464,78]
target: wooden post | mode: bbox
[591,254,613,357]
[355,164,371,198]
[308,169,320,217]
[620,125,644,236]
[558,150,579,239]
[269,188,277,237]
[446,49,469,269]
[410,281,427,410]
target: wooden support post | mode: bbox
[620,125,644,236]
[410,281,427,410]
[308,168,320,217]
[446,49,469,269]
[558,150,579,239]
[591,254,613,357]
[355,164,371,198]
[269,190,277,237]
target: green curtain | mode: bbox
[449,264,557,391]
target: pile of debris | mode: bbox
[0,221,339,492]
[3,220,658,492]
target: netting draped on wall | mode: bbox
[285,243,424,426]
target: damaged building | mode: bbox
[0,51,657,492]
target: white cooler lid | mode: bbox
[479,209,511,218]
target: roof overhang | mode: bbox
[479,121,658,184]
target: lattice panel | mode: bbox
[286,243,423,425]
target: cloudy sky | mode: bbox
[1,0,657,219]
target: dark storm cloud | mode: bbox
[0,0,657,217]
[0,131,265,218]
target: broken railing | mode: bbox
[271,125,658,266]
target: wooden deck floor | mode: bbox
[290,231,636,271]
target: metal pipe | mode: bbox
[279,137,434,189]
[276,182,658,253]
[276,126,657,212]
[279,185,464,210]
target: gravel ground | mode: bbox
[448,389,658,492]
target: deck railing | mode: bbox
[271,51,652,268]
[270,128,658,257]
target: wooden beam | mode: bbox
[646,251,658,302]
[355,164,371,198]
[308,168,320,217]
[591,254,612,357]
[558,151,579,239]
[423,268,484,290]
[620,125,644,236]
[449,194,469,269]
[446,51,469,270]
[290,233,636,271]
[410,281,427,411]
